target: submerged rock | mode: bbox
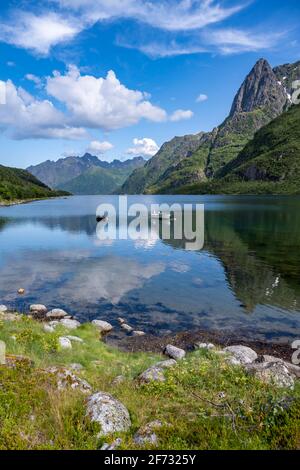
[134,420,163,447]
[46,309,68,320]
[92,320,113,333]
[121,323,133,333]
[86,392,131,436]
[164,344,186,361]
[132,331,146,337]
[223,345,258,365]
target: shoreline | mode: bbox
[0,308,299,450]
[0,195,71,207]
[0,305,295,362]
[108,328,295,362]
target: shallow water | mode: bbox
[0,195,300,344]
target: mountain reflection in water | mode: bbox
[0,195,299,343]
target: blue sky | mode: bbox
[0,0,299,168]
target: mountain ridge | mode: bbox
[28,154,146,195]
[121,58,299,195]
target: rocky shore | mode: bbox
[0,302,299,450]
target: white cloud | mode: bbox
[25,74,42,87]
[87,140,114,154]
[170,109,194,122]
[0,79,86,140]
[196,93,208,103]
[46,65,167,130]
[127,138,159,157]
[0,12,80,55]
[0,2,285,60]
[117,39,207,58]
[0,66,169,140]
[54,0,243,32]
[204,28,284,54]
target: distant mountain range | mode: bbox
[0,165,68,203]
[25,58,300,197]
[27,154,146,195]
[121,58,300,195]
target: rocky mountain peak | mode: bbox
[229,58,287,118]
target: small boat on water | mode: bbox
[96,215,108,222]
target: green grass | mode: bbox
[0,316,299,450]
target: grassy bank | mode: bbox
[0,315,299,450]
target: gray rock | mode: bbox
[86,392,131,436]
[121,323,133,333]
[58,337,72,350]
[101,438,122,450]
[46,309,68,320]
[164,344,186,360]
[0,305,8,313]
[66,335,84,344]
[195,342,215,351]
[223,345,258,365]
[139,366,166,384]
[30,304,47,315]
[154,359,177,369]
[132,331,146,337]
[226,356,243,367]
[246,362,295,389]
[134,420,163,447]
[92,320,113,333]
[70,363,84,371]
[60,319,81,330]
[112,375,126,386]
[118,317,126,324]
[262,355,300,379]
[46,367,92,393]
[0,312,21,322]
[43,324,55,333]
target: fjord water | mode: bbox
[0,195,300,344]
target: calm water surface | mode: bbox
[0,195,300,343]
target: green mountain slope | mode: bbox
[121,58,297,195]
[221,103,300,182]
[121,133,207,194]
[0,165,68,202]
[172,104,300,195]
